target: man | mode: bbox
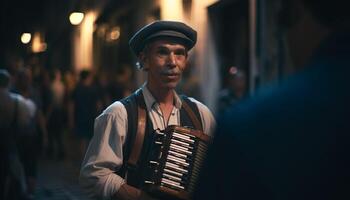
[69,70,102,159]
[80,21,216,200]
[217,68,247,113]
[0,69,35,199]
[194,0,350,199]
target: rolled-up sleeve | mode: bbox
[79,102,127,199]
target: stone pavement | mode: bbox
[34,158,93,200]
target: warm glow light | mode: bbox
[97,25,107,38]
[69,12,84,25]
[107,26,120,41]
[21,33,31,44]
[32,32,47,53]
[160,0,184,20]
[73,11,96,71]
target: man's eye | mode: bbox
[157,49,169,55]
[175,50,186,56]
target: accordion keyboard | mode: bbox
[144,125,211,199]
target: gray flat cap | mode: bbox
[129,20,197,55]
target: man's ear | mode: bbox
[138,52,149,71]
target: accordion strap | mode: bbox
[127,91,146,168]
[182,99,203,132]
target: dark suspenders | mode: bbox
[118,90,143,177]
[180,95,203,132]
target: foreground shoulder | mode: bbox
[101,101,127,118]
[11,93,36,116]
[187,97,212,114]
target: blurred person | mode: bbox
[80,21,216,200]
[63,70,77,102]
[96,71,113,108]
[63,70,77,128]
[0,69,35,199]
[107,66,132,103]
[12,67,43,198]
[217,67,248,113]
[68,69,102,159]
[194,0,350,199]
[46,69,66,159]
[35,69,51,155]
[116,65,134,97]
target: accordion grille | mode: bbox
[186,141,208,193]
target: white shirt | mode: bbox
[0,90,35,129]
[79,85,216,199]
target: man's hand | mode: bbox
[139,191,159,200]
[113,184,158,200]
[113,183,141,200]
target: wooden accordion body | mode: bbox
[142,125,211,200]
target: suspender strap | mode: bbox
[181,96,203,132]
[127,91,146,168]
[119,90,145,177]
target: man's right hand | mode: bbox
[113,183,158,200]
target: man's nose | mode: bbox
[167,53,177,66]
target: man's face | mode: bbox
[140,39,188,91]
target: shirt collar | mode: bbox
[141,83,182,111]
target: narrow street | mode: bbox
[35,158,92,200]
[33,133,93,200]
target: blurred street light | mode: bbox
[32,32,47,53]
[21,33,31,44]
[69,12,84,25]
[106,26,120,42]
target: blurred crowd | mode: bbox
[0,60,135,200]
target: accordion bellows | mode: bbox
[143,125,211,200]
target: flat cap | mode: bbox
[129,20,197,55]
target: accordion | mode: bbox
[142,125,211,200]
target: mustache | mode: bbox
[160,68,182,75]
